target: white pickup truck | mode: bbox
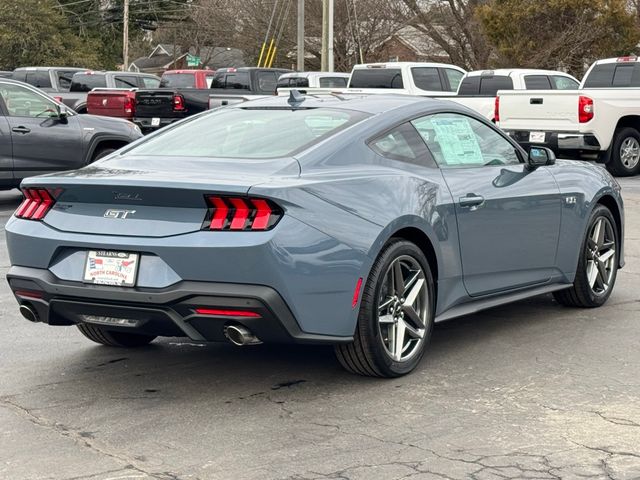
[497,56,640,176]
[453,69,579,121]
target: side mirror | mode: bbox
[55,104,68,120]
[527,146,556,169]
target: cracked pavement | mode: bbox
[0,178,639,480]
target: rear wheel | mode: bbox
[606,127,640,176]
[77,323,156,347]
[335,239,435,377]
[553,205,618,308]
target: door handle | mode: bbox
[459,194,485,208]
[12,126,31,134]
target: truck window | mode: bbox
[114,76,139,88]
[524,75,552,89]
[293,77,310,88]
[479,76,513,96]
[211,72,250,90]
[12,71,27,82]
[57,70,78,91]
[25,71,52,89]
[443,69,464,92]
[457,76,481,95]
[583,63,640,87]
[319,77,348,88]
[142,76,161,88]
[257,72,278,93]
[349,69,404,89]
[411,67,443,91]
[612,65,634,87]
[160,73,197,88]
[583,64,615,87]
[551,75,579,90]
[71,73,107,92]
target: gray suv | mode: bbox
[0,79,143,189]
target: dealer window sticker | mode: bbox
[429,116,484,166]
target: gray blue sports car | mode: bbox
[5,93,624,377]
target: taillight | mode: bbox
[124,96,135,115]
[173,94,185,111]
[15,187,60,220]
[494,96,500,123]
[579,96,594,123]
[202,196,282,231]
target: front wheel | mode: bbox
[553,205,619,308]
[606,127,640,176]
[335,239,435,377]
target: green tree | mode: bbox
[0,0,102,70]
[478,0,640,76]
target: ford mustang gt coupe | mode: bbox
[5,93,624,377]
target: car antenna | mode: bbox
[288,89,305,106]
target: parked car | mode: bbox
[451,69,579,121]
[132,67,290,133]
[5,93,624,377]
[0,79,142,188]
[0,71,14,79]
[61,71,161,114]
[276,71,350,91]
[347,62,466,95]
[159,69,216,89]
[12,66,87,93]
[497,56,640,176]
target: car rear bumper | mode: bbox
[505,130,601,153]
[7,266,352,345]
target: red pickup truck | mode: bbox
[86,70,215,123]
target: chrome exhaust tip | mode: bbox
[224,324,262,346]
[19,305,39,323]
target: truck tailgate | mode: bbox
[498,90,579,131]
[87,90,134,118]
[135,90,176,118]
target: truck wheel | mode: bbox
[91,147,116,163]
[77,323,156,347]
[607,127,640,176]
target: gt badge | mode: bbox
[104,209,136,219]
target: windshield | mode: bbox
[160,73,197,88]
[127,107,368,159]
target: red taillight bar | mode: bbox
[15,188,60,221]
[203,195,282,231]
[195,308,261,318]
[173,94,186,111]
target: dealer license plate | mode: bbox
[83,251,139,287]
[151,117,161,127]
[529,131,546,143]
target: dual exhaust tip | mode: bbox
[224,324,262,346]
[19,305,39,323]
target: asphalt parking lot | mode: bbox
[0,177,639,480]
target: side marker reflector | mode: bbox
[352,277,363,308]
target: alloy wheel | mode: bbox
[377,255,429,362]
[586,217,616,295]
[620,137,640,170]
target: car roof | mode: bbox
[13,66,86,72]
[279,71,350,79]
[464,68,574,77]
[591,56,640,65]
[352,62,465,71]
[232,92,455,115]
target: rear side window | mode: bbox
[211,72,250,90]
[369,122,433,166]
[444,69,464,92]
[457,76,481,95]
[319,77,348,88]
[25,71,52,89]
[142,76,161,88]
[411,67,443,91]
[57,70,78,91]
[524,75,552,89]
[71,74,107,92]
[580,63,640,88]
[128,108,368,159]
[552,75,579,90]
[256,72,278,93]
[114,76,139,88]
[479,76,513,95]
[349,69,404,89]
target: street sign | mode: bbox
[186,54,201,67]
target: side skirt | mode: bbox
[434,283,571,323]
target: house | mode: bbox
[373,26,449,63]
[129,44,245,75]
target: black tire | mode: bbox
[606,127,640,177]
[335,239,435,378]
[91,147,116,163]
[77,323,156,347]
[553,205,619,308]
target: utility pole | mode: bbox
[321,0,333,71]
[122,0,129,71]
[297,0,304,71]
